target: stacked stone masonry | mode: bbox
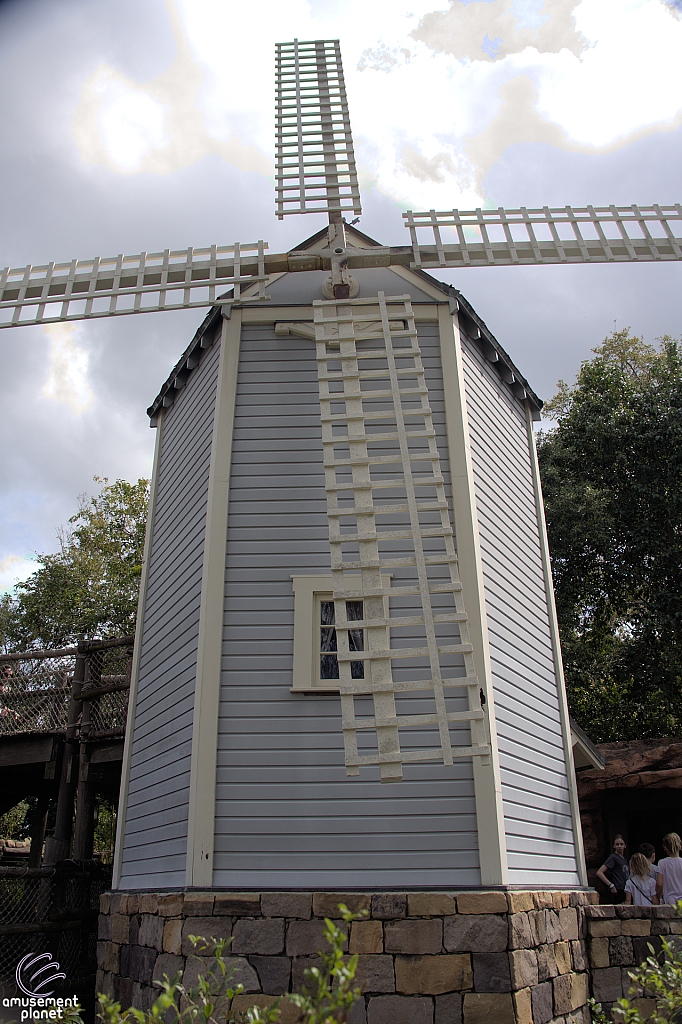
[584,904,682,1021]
[98,890,607,1024]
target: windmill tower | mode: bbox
[2,35,682,1017]
[110,37,582,895]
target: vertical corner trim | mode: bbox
[524,402,588,886]
[185,308,243,888]
[437,304,509,887]
[112,410,165,889]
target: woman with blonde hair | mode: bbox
[625,852,659,906]
[656,833,682,905]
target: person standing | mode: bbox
[596,834,629,903]
[656,833,682,905]
[639,842,657,878]
[625,852,659,906]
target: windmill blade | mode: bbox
[4,200,681,330]
[314,291,490,782]
[403,204,682,269]
[0,241,269,330]
[275,38,361,221]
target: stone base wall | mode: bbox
[98,890,602,1024]
[585,904,682,1020]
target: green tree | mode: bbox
[1,477,149,652]
[538,329,682,742]
[0,798,31,839]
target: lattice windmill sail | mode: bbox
[275,38,361,222]
[3,37,682,894]
[404,204,682,269]
[3,203,681,327]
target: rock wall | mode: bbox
[97,890,599,1024]
[584,903,682,1020]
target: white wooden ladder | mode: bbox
[314,292,491,782]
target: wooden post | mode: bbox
[437,304,509,886]
[525,402,588,886]
[28,794,50,868]
[185,309,242,887]
[43,646,85,865]
[73,652,97,860]
[72,745,95,860]
[113,415,164,889]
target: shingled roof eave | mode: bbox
[146,224,544,424]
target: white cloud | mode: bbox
[95,74,169,173]
[66,0,682,211]
[0,555,37,595]
[72,0,269,176]
[42,323,94,415]
[411,0,587,62]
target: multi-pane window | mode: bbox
[319,599,364,680]
[290,576,388,692]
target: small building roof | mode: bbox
[571,718,605,771]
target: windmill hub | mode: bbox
[322,272,359,299]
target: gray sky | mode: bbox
[1,0,681,590]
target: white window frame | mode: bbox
[290,574,391,693]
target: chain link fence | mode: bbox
[0,862,112,1005]
[0,655,72,737]
[0,638,133,740]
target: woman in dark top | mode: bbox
[596,835,629,903]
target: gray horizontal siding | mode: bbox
[460,331,579,886]
[214,321,480,888]
[118,337,221,890]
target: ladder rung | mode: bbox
[315,308,411,324]
[321,430,436,445]
[316,345,421,362]
[325,476,444,492]
[330,526,453,543]
[333,581,461,598]
[334,611,467,630]
[352,342,418,354]
[331,553,457,571]
[339,675,479,695]
[324,452,440,468]
[337,642,473,662]
[321,408,431,423]
[319,366,421,382]
[352,710,485,729]
[343,745,491,767]
[338,385,427,401]
[327,499,448,517]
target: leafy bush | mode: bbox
[97,904,364,1024]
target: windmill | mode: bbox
[2,38,681,897]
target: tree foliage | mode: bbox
[538,329,682,742]
[1,477,149,652]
